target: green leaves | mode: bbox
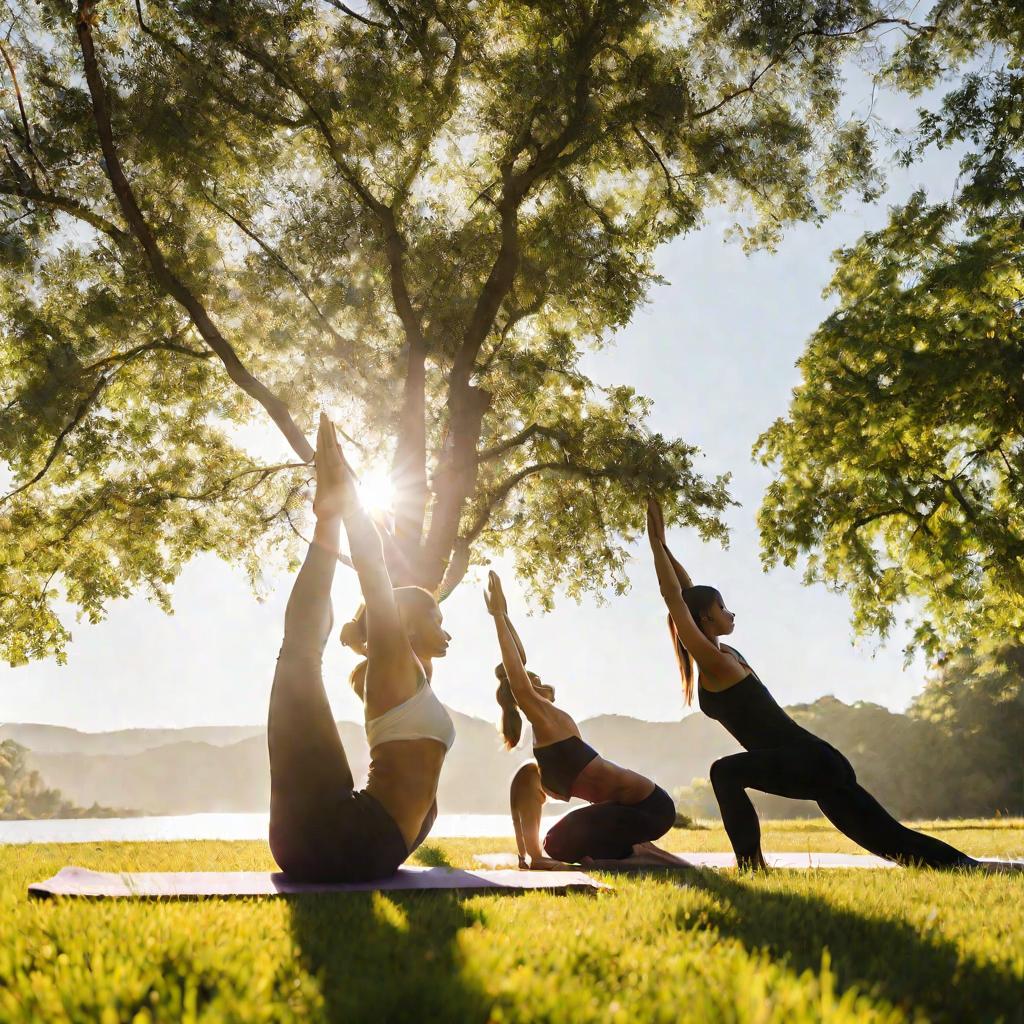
[1,0,914,662]
[757,3,1024,657]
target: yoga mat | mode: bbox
[475,851,1024,871]
[28,865,608,899]
[474,851,898,870]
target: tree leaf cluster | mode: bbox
[2,0,914,661]
[757,1,1024,657]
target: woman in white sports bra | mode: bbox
[267,415,455,882]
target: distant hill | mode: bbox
[8,710,741,815]
[0,723,265,756]
[7,697,944,817]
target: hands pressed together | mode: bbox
[483,569,508,617]
[313,412,359,521]
[312,417,675,606]
[646,495,667,545]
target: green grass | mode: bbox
[2,820,1022,1023]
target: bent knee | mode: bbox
[709,756,741,790]
[511,762,544,798]
[542,830,572,863]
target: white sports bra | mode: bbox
[365,677,456,752]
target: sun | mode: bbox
[356,465,397,515]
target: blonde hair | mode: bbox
[494,664,548,749]
[340,587,438,698]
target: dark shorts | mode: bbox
[269,788,410,884]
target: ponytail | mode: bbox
[667,612,695,706]
[494,665,523,749]
[340,604,369,698]
[349,659,368,700]
[667,585,723,707]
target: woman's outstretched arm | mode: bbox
[504,612,529,664]
[647,495,694,589]
[484,572,547,718]
[646,498,745,684]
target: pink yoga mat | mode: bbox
[28,865,608,899]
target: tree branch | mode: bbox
[75,1,314,463]
[691,18,935,121]
[0,370,111,507]
[0,40,48,185]
[477,423,568,462]
[423,23,603,582]
[2,337,212,505]
[79,337,213,374]
[134,1,314,129]
[198,187,360,371]
[320,0,389,31]
[0,182,131,247]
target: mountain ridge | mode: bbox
[2,696,931,817]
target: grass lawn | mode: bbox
[2,819,1022,1023]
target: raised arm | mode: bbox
[646,494,693,589]
[504,612,529,665]
[484,572,547,717]
[646,498,745,684]
[317,415,411,671]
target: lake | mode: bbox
[0,811,570,844]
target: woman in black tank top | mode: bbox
[485,571,678,869]
[647,497,1006,873]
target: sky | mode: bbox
[1,78,966,732]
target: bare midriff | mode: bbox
[569,756,655,805]
[365,739,447,850]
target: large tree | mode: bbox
[910,644,1024,815]
[1,0,914,665]
[757,1,1024,656]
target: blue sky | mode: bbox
[1,81,966,731]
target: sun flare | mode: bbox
[356,466,397,515]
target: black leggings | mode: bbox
[709,742,978,870]
[267,541,414,883]
[543,785,676,862]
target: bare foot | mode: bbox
[579,847,693,872]
[736,851,770,874]
[630,842,693,867]
[528,855,576,871]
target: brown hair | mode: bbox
[668,585,722,705]
[340,586,438,699]
[494,664,546,749]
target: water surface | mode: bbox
[0,811,568,844]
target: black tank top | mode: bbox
[699,674,819,751]
[533,736,599,801]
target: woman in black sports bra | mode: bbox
[647,496,1004,873]
[484,571,678,868]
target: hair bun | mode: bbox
[339,620,367,653]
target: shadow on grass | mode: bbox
[689,871,1024,1023]
[288,888,491,1023]
[410,843,453,867]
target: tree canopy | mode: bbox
[2,0,918,665]
[757,1,1024,657]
